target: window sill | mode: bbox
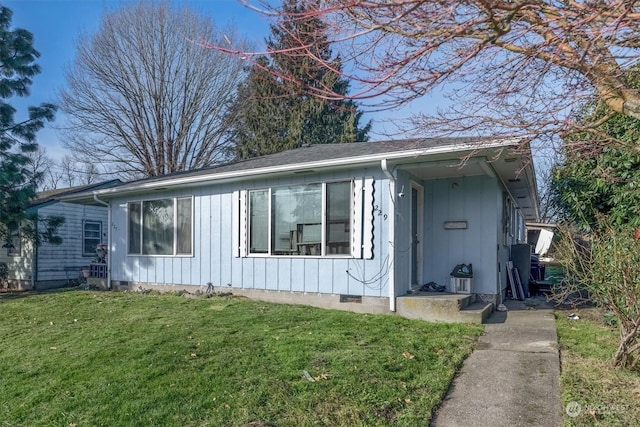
[126,254,194,258]
[247,254,354,259]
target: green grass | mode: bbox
[0,290,483,426]
[556,308,640,426]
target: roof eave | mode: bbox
[62,138,520,201]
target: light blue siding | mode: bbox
[421,175,500,295]
[107,164,514,301]
[332,259,350,294]
[108,170,391,298]
[35,202,109,283]
[277,258,292,291]
[290,261,306,292]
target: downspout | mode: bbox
[381,159,396,312]
[93,194,111,289]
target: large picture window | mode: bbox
[128,197,192,256]
[248,182,352,256]
[83,220,102,256]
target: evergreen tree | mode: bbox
[0,6,61,246]
[228,0,370,159]
[551,65,640,232]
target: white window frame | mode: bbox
[246,181,353,258]
[126,196,193,257]
[82,220,102,257]
[7,224,20,257]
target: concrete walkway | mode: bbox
[431,297,562,427]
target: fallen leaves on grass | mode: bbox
[303,370,331,382]
[313,373,330,381]
[402,351,415,359]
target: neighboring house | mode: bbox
[61,139,539,319]
[0,180,121,290]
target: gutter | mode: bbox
[93,194,111,289]
[381,159,396,312]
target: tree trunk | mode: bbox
[612,319,640,368]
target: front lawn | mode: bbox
[556,308,640,426]
[0,290,482,426]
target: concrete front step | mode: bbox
[456,301,494,324]
[396,293,493,324]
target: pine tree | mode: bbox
[0,6,60,246]
[228,0,370,159]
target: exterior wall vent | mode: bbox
[339,294,362,303]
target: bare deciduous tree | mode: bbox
[54,155,103,188]
[82,162,99,185]
[220,1,640,148]
[59,155,76,188]
[24,147,54,190]
[26,148,105,191]
[61,0,247,178]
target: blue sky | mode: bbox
[5,0,439,163]
[4,0,273,160]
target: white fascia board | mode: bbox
[87,138,521,198]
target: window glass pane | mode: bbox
[272,184,321,255]
[326,182,351,254]
[249,190,269,253]
[83,221,102,255]
[143,199,174,255]
[128,202,142,254]
[7,224,20,256]
[176,198,192,255]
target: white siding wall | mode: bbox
[0,236,33,282]
[109,169,391,298]
[36,202,108,283]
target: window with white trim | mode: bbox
[247,182,352,256]
[127,197,193,255]
[6,224,20,257]
[83,220,102,256]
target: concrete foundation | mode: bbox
[1,279,32,291]
[108,281,494,323]
[110,281,391,315]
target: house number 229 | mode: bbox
[373,205,388,220]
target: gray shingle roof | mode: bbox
[121,137,494,187]
[31,180,122,207]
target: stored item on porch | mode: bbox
[450,263,473,278]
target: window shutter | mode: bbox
[362,177,375,259]
[352,179,364,258]
[232,190,247,257]
[352,177,375,259]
